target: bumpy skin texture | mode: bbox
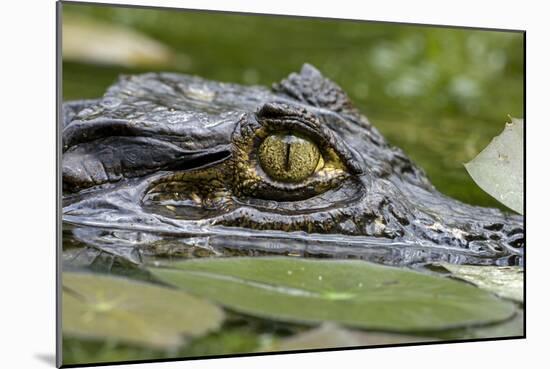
[62,64,524,266]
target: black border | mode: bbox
[56,2,63,368]
[56,1,527,367]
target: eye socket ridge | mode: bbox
[252,102,361,176]
[253,117,331,149]
[232,111,357,201]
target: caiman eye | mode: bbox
[258,133,322,183]
[232,103,362,201]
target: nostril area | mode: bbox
[506,228,525,249]
[507,232,525,249]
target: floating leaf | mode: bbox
[465,117,524,214]
[434,263,524,303]
[267,323,437,351]
[62,272,224,349]
[149,257,516,331]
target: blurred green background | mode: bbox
[62,3,524,209]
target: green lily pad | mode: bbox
[63,272,224,349]
[465,117,524,214]
[434,263,524,303]
[149,257,516,331]
[267,323,437,351]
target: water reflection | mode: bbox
[63,222,521,276]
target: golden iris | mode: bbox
[258,133,321,182]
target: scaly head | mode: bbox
[62,65,523,265]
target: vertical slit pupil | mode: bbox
[284,142,291,171]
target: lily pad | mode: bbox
[465,117,524,214]
[149,257,516,331]
[267,323,437,351]
[434,263,524,303]
[62,272,224,349]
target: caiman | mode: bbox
[61,64,524,266]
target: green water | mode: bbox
[60,3,524,365]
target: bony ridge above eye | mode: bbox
[258,133,322,183]
[231,103,360,201]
